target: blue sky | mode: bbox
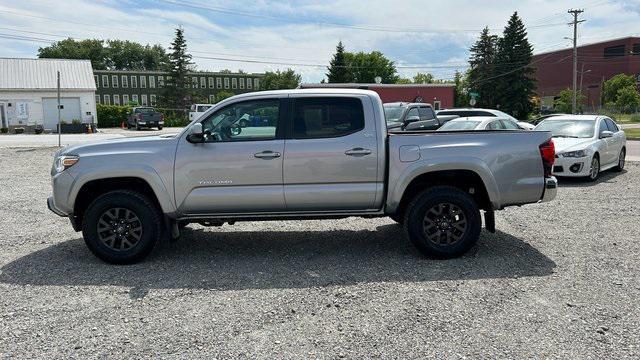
[1,0,639,82]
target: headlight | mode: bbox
[54,155,79,173]
[561,150,588,158]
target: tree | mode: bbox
[603,74,638,106]
[344,51,398,83]
[555,88,585,113]
[327,41,351,83]
[615,86,640,113]
[159,27,193,109]
[395,77,413,84]
[454,71,470,107]
[413,72,435,84]
[260,69,301,90]
[467,27,498,108]
[493,12,535,119]
[38,39,108,70]
[215,91,235,103]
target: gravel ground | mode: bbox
[0,147,639,359]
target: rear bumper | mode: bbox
[540,176,558,203]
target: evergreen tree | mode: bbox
[326,41,351,83]
[467,27,498,108]
[159,27,193,109]
[493,12,535,119]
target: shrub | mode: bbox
[96,104,130,127]
[71,119,81,125]
[0,127,8,134]
[615,86,640,114]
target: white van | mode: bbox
[189,104,214,121]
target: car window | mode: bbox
[605,118,619,132]
[598,119,609,137]
[135,107,155,114]
[200,99,279,142]
[383,106,405,122]
[501,120,520,130]
[535,120,595,138]
[486,120,505,130]
[418,107,436,120]
[406,107,420,120]
[292,97,365,139]
[197,105,212,112]
[438,120,481,131]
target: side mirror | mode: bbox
[600,130,613,139]
[405,115,420,124]
[187,123,205,143]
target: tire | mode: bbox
[587,155,600,181]
[126,122,131,130]
[404,186,481,259]
[158,126,163,130]
[389,213,404,225]
[135,121,140,131]
[614,148,625,172]
[82,190,163,264]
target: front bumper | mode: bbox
[540,176,558,203]
[47,196,66,216]
[553,156,591,177]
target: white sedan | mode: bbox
[437,116,522,131]
[437,108,535,130]
[534,115,626,181]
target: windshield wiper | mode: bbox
[553,135,579,138]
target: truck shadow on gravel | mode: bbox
[0,225,555,291]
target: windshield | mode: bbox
[135,107,155,114]
[534,120,595,138]
[438,120,481,131]
[384,106,405,122]
[438,110,493,117]
[197,105,212,112]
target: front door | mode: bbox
[283,95,380,211]
[174,97,286,215]
[0,105,6,128]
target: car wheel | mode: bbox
[135,121,140,131]
[588,155,600,181]
[404,186,481,258]
[158,126,163,130]
[614,148,625,172]
[82,190,162,264]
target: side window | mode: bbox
[486,120,504,130]
[292,97,365,139]
[605,118,619,132]
[418,106,436,120]
[598,119,608,136]
[501,120,520,130]
[406,107,420,119]
[200,99,280,142]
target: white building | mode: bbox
[0,58,97,131]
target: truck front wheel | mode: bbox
[404,186,481,258]
[82,190,162,264]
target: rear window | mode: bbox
[135,107,155,114]
[292,97,365,139]
[438,110,494,117]
[438,120,481,131]
[384,105,405,122]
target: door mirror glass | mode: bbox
[187,123,205,143]
[600,130,613,139]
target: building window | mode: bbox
[247,78,252,89]
[140,76,147,88]
[95,95,100,104]
[239,78,245,89]
[132,94,139,104]
[111,75,119,88]
[121,75,128,88]
[224,77,230,89]
[200,77,206,89]
[216,77,222,88]
[150,94,157,106]
[604,44,626,58]
[208,77,214,88]
[191,77,198,89]
[149,75,156,88]
[232,78,237,89]
[253,78,259,89]
[130,76,137,88]
[94,75,99,87]
[113,94,120,105]
[141,94,148,106]
[123,94,129,105]
[633,43,640,56]
[209,94,216,103]
[158,75,164,87]
[103,94,111,105]
[102,75,109,87]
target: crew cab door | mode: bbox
[174,97,286,214]
[283,95,380,211]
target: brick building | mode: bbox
[533,36,640,111]
[93,70,264,107]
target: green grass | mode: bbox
[624,128,640,140]
[606,113,640,124]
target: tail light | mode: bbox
[136,114,143,121]
[159,114,164,121]
[539,139,555,177]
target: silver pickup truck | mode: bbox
[48,89,558,264]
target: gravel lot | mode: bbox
[0,146,639,359]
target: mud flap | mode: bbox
[484,210,495,233]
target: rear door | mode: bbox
[283,95,379,211]
[596,119,614,165]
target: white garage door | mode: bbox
[42,98,81,130]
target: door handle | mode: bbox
[345,147,372,156]
[254,151,281,159]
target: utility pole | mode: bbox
[57,71,61,147]
[568,9,584,114]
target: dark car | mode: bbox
[127,107,165,130]
[384,102,455,131]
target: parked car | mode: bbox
[126,107,164,130]
[384,102,455,131]
[437,108,534,130]
[533,113,568,125]
[189,104,214,122]
[534,115,626,181]
[437,117,522,131]
[48,89,557,264]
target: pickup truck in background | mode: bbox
[48,89,557,264]
[126,107,164,130]
[384,102,458,131]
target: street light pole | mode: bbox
[568,9,584,114]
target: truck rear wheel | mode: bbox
[404,186,481,258]
[82,190,162,264]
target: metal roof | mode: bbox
[0,58,96,91]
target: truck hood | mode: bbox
[552,137,595,154]
[60,133,178,156]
